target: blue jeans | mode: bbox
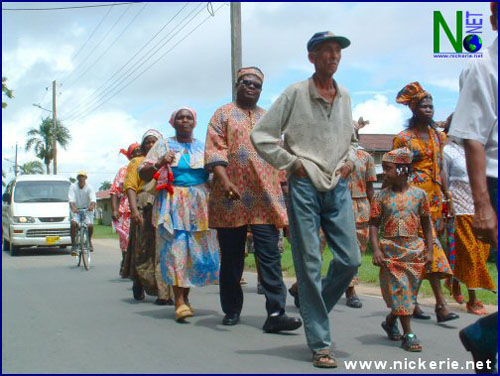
[288,176,361,351]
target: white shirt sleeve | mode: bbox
[68,184,76,203]
[448,57,497,145]
[87,184,96,203]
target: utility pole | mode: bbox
[230,2,242,101]
[14,143,18,177]
[52,80,57,175]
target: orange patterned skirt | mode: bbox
[453,215,496,291]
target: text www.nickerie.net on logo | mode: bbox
[343,358,495,372]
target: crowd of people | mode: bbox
[67,4,497,371]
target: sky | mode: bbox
[2,2,497,190]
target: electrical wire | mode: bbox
[60,2,190,118]
[65,2,227,122]
[2,3,143,11]
[63,2,206,120]
[62,3,148,92]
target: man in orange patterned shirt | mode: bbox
[205,67,302,333]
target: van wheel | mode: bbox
[3,236,9,252]
[9,241,20,256]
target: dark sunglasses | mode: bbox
[239,79,262,90]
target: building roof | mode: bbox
[359,134,395,152]
[12,175,70,182]
[96,189,111,200]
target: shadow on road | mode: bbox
[237,343,350,362]
[4,247,70,257]
[355,333,402,348]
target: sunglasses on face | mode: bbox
[239,79,262,90]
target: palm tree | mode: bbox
[19,161,44,175]
[25,117,71,174]
[2,77,13,109]
[99,181,112,191]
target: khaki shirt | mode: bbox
[251,77,357,191]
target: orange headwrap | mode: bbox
[396,82,432,112]
[119,142,141,160]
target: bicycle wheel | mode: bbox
[81,227,90,271]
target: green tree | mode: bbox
[19,160,44,175]
[2,77,14,109]
[99,181,112,191]
[69,177,76,183]
[25,117,71,174]
[2,169,6,187]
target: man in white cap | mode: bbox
[68,171,96,255]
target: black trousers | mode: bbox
[217,225,287,316]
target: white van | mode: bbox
[2,175,72,256]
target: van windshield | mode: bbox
[14,181,70,203]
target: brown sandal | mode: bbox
[175,304,193,322]
[312,349,337,368]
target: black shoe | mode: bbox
[89,243,94,252]
[263,313,302,333]
[288,287,300,308]
[413,309,431,320]
[154,298,171,306]
[459,328,496,374]
[346,295,363,309]
[257,283,264,295]
[132,281,145,301]
[222,313,240,326]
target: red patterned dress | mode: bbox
[205,102,288,228]
[110,165,131,252]
[370,186,429,316]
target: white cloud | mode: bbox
[353,94,408,135]
[425,77,460,92]
[2,39,74,88]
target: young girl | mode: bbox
[369,147,434,352]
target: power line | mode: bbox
[64,2,207,121]
[65,2,227,122]
[71,6,114,63]
[2,3,143,11]
[62,4,132,88]
[60,2,190,118]
[63,2,205,121]
[62,3,148,92]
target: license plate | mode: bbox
[46,236,60,245]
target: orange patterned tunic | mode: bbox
[205,102,288,228]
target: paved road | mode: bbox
[2,239,483,374]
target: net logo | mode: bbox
[433,11,483,58]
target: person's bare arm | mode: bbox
[420,215,435,266]
[366,181,374,202]
[370,224,384,267]
[464,139,498,247]
[111,194,120,220]
[126,188,142,226]
[139,151,176,182]
[213,166,241,200]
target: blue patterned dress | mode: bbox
[142,137,220,287]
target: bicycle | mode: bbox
[74,209,92,271]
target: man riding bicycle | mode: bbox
[69,171,96,256]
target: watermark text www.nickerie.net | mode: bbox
[344,358,494,372]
